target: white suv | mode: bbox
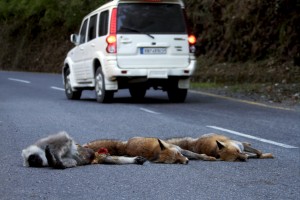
[63,0,197,103]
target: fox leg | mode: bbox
[100,156,147,165]
[242,143,262,157]
[180,149,216,161]
[242,143,274,159]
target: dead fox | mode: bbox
[22,132,146,169]
[84,137,216,164]
[166,133,274,162]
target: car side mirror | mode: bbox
[70,34,79,45]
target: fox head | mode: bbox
[156,139,189,164]
[216,140,248,161]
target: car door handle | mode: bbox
[120,39,132,44]
[91,43,95,47]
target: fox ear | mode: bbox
[158,139,166,150]
[216,140,226,150]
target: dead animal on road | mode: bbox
[166,133,274,162]
[21,131,146,169]
[84,137,216,164]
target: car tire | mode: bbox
[167,80,187,103]
[129,86,147,101]
[64,68,82,100]
[95,68,114,103]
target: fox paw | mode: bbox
[209,156,217,161]
[205,156,217,161]
[260,153,274,159]
[135,156,147,165]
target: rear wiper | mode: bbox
[119,26,155,39]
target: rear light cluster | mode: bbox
[188,35,196,53]
[183,8,197,54]
[106,8,117,53]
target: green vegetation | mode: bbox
[0,0,105,30]
[191,82,220,89]
[185,0,300,62]
[0,0,299,87]
[0,0,106,72]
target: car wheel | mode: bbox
[167,80,187,103]
[129,86,147,101]
[95,68,114,103]
[64,69,82,100]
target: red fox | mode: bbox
[166,133,274,162]
[84,137,216,164]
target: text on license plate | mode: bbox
[140,48,167,54]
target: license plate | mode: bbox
[140,47,166,54]
[148,70,168,79]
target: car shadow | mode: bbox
[80,96,170,104]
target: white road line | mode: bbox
[140,108,160,115]
[51,86,64,91]
[207,125,298,149]
[8,78,30,84]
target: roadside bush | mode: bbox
[0,0,106,71]
[0,0,106,31]
[184,0,300,62]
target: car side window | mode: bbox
[88,14,98,42]
[99,10,109,37]
[79,19,88,44]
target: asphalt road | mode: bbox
[0,71,299,200]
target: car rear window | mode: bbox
[117,3,187,34]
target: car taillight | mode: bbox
[107,35,116,44]
[106,35,117,53]
[183,8,197,54]
[188,35,196,53]
[188,35,196,45]
[106,8,117,53]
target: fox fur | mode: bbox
[22,132,146,169]
[84,137,216,164]
[166,133,274,162]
